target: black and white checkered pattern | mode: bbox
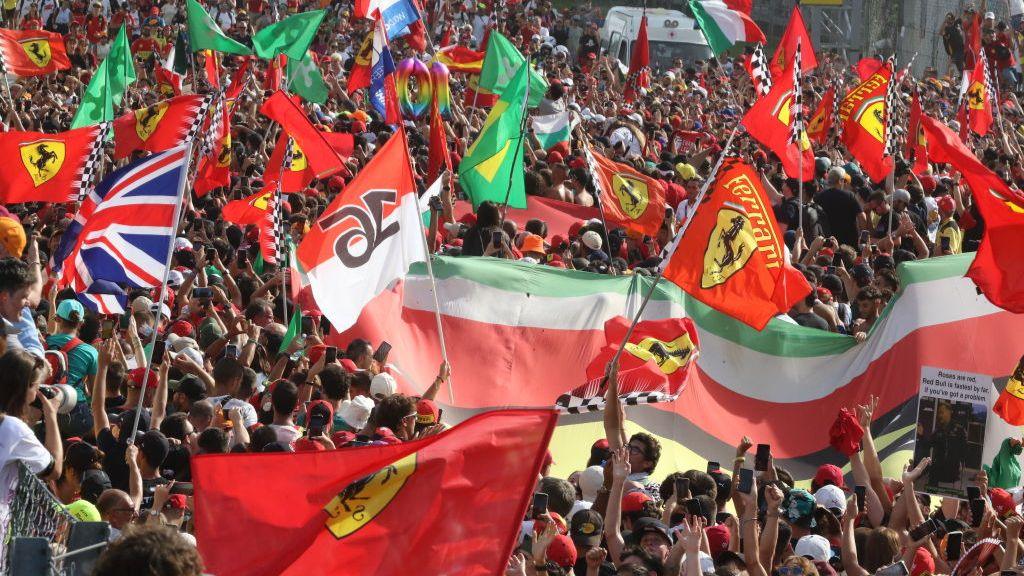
[555,389,680,414]
[751,43,772,98]
[882,56,900,158]
[982,48,998,115]
[186,93,215,144]
[199,92,224,159]
[788,39,804,146]
[74,122,110,202]
[267,138,294,264]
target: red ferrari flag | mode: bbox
[0,126,100,204]
[920,114,1024,312]
[770,5,817,78]
[261,90,344,178]
[623,15,650,103]
[0,28,70,77]
[112,95,204,160]
[193,106,231,198]
[806,86,836,145]
[263,132,315,193]
[347,28,374,94]
[906,89,928,174]
[661,158,811,330]
[742,67,814,181]
[222,188,274,226]
[588,146,666,237]
[427,99,451,183]
[967,49,995,136]
[193,409,557,576]
[838,61,894,183]
[434,44,484,74]
[154,66,182,98]
[854,57,884,80]
[994,356,1024,425]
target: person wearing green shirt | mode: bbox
[985,437,1023,489]
[46,299,99,437]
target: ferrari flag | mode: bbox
[0,126,100,204]
[112,95,204,159]
[0,29,70,76]
[588,147,666,237]
[838,62,894,183]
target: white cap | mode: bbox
[814,484,847,515]
[370,372,397,400]
[131,295,154,315]
[562,77,574,86]
[794,534,833,563]
[985,10,995,19]
[581,230,603,251]
[628,112,643,125]
[173,237,193,252]
[339,396,374,430]
[579,465,605,502]
[555,45,569,55]
[167,270,185,288]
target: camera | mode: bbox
[30,384,78,414]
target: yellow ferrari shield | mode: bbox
[701,205,757,289]
[612,173,649,219]
[19,140,65,187]
[853,97,886,143]
[134,102,169,141]
[323,452,416,539]
[216,134,232,168]
[774,92,811,151]
[991,188,1024,214]
[251,191,273,210]
[289,141,308,172]
[967,81,987,111]
[354,32,373,67]
[625,333,697,375]
[19,38,51,67]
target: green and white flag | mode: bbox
[187,0,253,55]
[253,9,325,60]
[287,53,328,104]
[278,308,303,354]
[71,25,136,128]
[688,0,765,56]
[532,111,571,150]
[478,31,547,107]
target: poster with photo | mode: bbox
[912,366,1021,499]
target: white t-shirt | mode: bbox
[0,416,53,549]
[268,424,302,445]
[207,395,258,428]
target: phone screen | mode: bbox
[860,230,869,245]
[300,316,314,335]
[151,340,166,366]
[325,346,337,363]
[970,498,986,527]
[101,320,114,339]
[225,344,239,359]
[532,492,548,518]
[946,531,963,561]
[491,230,502,247]
[908,520,936,541]
[754,444,770,472]
[966,486,981,501]
[738,468,754,494]
[374,341,392,364]
[119,313,131,330]
[941,236,951,251]
[236,249,248,265]
[675,477,690,500]
[832,253,842,267]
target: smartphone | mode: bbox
[755,444,770,472]
[320,316,332,336]
[941,235,951,252]
[300,316,314,335]
[855,485,866,513]
[967,486,981,501]
[532,492,548,519]
[675,477,690,500]
[738,468,754,494]
[169,482,194,496]
[325,346,337,363]
[832,253,843,267]
[427,195,443,211]
[706,461,720,473]
[151,339,166,366]
[119,313,131,330]
[684,498,703,517]
[908,519,937,541]
[970,498,986,527]
[716,512,731,524]
[875,561,909,576]
[946,531,963,561]
[859,230,869,245]
[100,319,114,339]
[236,249,248,265]
[491,230,502,247]
[284,357,296,377]
[870,244,879,256]
[206,248,217,261]
[193,287,213,299]
[225,343,239,359]
[374,341,392,364]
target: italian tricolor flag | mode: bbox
[689,0,766,56]
[532,111,572,150]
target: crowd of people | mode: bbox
[0,0,1020,574]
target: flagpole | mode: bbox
[500,60,535,217]
[278,137,293,328]
[606,125,740,371]
[129,142,195,440]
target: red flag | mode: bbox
[154,66,182,98]
[723,0,752,14]
[193,409,557,576]
[202,50,220,89]
[967,51,994,136]
[0,29,70,77]
[806,86,836,146]
[590,147,666,237]
[920,113,1024,312]
[264,54,286,92]
[994,357,1024,425]
[263,131,315,194]
[261,90,344,178]
[0,126,100,204]
[587,317,698,392]
[906,89,928,174]
[463,75,498,108]
[434,44,484,74]
[623,15,650,103]
[322,132,355,159]
[770,6,817,79]
[223,188,274,226]
[427,100,451,183]
[661,158,811,330]
[347,29,374,94]
[193,105,232,197]
[854,57,884,80]
[742,68,814,181]
[837,62,894,183]
[111,94,204,160]
[965,11,981,70]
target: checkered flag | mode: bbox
[751,43,772,98]
[787,39,804,146]
[553,374,683,414]
[185,93,215,144]
[982,48,998,116]
[199,92,224,159]
[266,138,294,265]
[74,122,110,202]
[882,56,900,158]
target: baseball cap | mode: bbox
[0,217,26,258]
[57,299,86,322]
[80,469,111,504]
[890,188,912,204]
[579,466,605,502]
[590,438,611,464]
[128,367,159,390]
[570,509,604,547]
[138,430,170,468]
[937,195,956,214]
[990,487,1016,517]
[706,523,730,559]
[795,535,833,562]
[814,484,847,515]
[630,517,673,546]
[813,464,847,490]
[416,398,439,426]
[166,494,187,510]
[66,499,101,522]
[622,490,653,513]
[545,534,578,568]
[782,489,818,528]
[176,375,207,402]
[370,372,397,400]
[581,230,603,250]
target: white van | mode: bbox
[600,7,712,71]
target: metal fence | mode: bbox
[2,462,77,576]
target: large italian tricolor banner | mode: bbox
[332,254,1023,483]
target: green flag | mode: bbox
[478,31,547,107]
[252,10,325,61]
[70,26,136,128]
[458,63,530,209]
[278,308,303,354]
[287,54,328,104]
[187,0,253,55]
[170,31,191,75]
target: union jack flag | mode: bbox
[54,145,191,292]
[75,279,128,315]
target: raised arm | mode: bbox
[603,446,629,564]
[91,339,113,438]
[602,360,628,451]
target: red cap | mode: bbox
[910,545,935,576]
[129,368,159,390]
[351,120,367,133]
[169,320,193,337]
[458,212,477,226]
[328,176,346,191]
[622,490,653,513]
[547,151,564,164]
[332,431,356,447]
[920,175,937,193]
[307,344,327,366]
[569,157,587,170]
[547,260,565,268]
[294,438,326,452]
[545,534,578,568]
[991,488,1016,517]
[816,287,833,298]
[593,438,610,451]
[568,221,585,238]
[937,195,956,214]
[166,494,187,510]
[416,399,439,425]
[534,511,569,535]
[550,234,567,249]
[706,524,731,559]
[813,464,846,490]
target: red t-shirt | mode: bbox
[86,15,107,43]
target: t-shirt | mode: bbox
[98,427,130,491]
[268,424,302,445]
[938,218,963,255]
[794,312,829,330]
[0,416,53,531]
[45,333,98,401]
[207,395,258,428]
[815,187,862,248]
[140,476,170,511]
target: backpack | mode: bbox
[44,337,84,385]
